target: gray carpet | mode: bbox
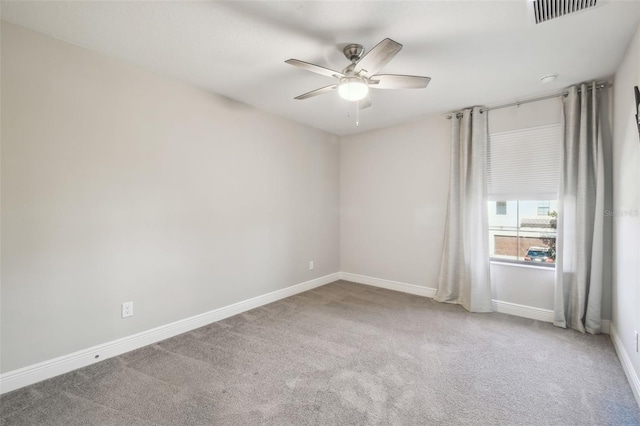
[1,280,639,425]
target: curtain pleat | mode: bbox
[435,107,492,313]
[554,83,605,333]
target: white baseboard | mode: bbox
[339,272,437,298]
[490,302,612,333]
[610,324,640,408]
[339,272,586,327]
[491,299,555,323]
[0,272,340,395]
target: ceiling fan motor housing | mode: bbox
[343,44,364,63]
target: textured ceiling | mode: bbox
[2,1,639,135]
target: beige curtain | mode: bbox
[554,83,605,333]
[435,107,492,312]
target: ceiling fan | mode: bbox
[285,38,430,109]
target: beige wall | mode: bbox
[1,23,340,373]
[612,21,640,392]
[339,117,450,288]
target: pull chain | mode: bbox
[347,103,361,127]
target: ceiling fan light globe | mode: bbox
[338,79,369,102]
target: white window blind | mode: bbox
[487,123,561,201]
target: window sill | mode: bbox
[490,260,556,271]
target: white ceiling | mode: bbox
[2,1,639,135]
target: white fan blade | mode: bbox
[355,38,402,76]
[285,59,344,79]
[294,84,338,100]
[369,74,431,89]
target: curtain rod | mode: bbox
[446,82,609,119]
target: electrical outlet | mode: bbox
[309,260,314,270]
[122,301,133,318]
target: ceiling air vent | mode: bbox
[532,0,599,24]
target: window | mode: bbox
[488,200,557,265]
[487,124,561,267]
[537,201,550,216]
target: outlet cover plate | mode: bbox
[122,301,133,318]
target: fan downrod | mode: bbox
[343,44,364,63]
